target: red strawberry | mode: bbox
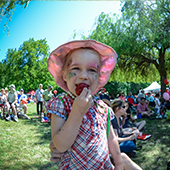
[75,83,89,96]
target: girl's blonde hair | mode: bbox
[111,98,125,112]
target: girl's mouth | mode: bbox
[75,83,89,95]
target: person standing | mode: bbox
[42,85,53,122]
[35,84,44,118]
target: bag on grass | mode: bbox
[137,134,152,140]
[119,140,137,153]
[17,111,30,119]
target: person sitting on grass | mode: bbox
[6,84,18,122]
[4,87,8,99]
[154,93,163,119]
[111,98,141,158]
[0,88,7,119]
[123,102,146,131]
[18,89,28,115]
[136,97,153,119]
[136,90,146,103]
[163,99,170,111]
[146,92,155,107]
[119,92,126,101]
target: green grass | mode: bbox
[0,103,59,170]
[132,118,170,170]
[0,104,170,170]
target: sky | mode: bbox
[0,1,122,62]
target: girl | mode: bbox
[47,40,123,169]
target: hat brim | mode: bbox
[48,40,117,94]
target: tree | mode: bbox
[0,38,55,91]
[120,0,170,95]
[0,0,30,33]
[86,0,170,95]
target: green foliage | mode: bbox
[104,81,150,98]
[84,1,170,94]
[0,38,55,92]
[0,0,30,34]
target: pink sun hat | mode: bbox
[47,39,117,94]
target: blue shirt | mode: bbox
[18,94,27,103]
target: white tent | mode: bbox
[143,81,161,93]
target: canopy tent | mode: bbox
[143,81,161,93]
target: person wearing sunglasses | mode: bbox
[111,98,141,157]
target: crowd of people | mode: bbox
[0,83,56,123]
[1,39,170,169]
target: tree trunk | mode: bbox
[161,75,166,96]
[159,48,167,97]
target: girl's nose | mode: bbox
[79,70,88,79]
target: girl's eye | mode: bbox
[89,69,97,72]
[72,67,79,70]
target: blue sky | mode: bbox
[0,1,122,62]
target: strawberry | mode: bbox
[75,83,89,95]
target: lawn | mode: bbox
[0,103,170,170]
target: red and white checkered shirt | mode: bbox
[47,94,114,170]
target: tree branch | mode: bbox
[140,54,159,69]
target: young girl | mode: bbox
[47,40,123,169]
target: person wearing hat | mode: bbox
[35,84,44,118]
[6,84,18,122]
[42,85,54,122]
[46,40,123,169]
[18,89,28,115]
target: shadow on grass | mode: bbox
[23,117,52,144]
[134,118,170,170]
[0,161,60,170]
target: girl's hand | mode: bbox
[49,141,65,163]
[72,87,92,116]
[114,164,123,170]
[123,112,127,118]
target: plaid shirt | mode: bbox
[47,94,114,170]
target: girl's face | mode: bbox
[63,49,100,96]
